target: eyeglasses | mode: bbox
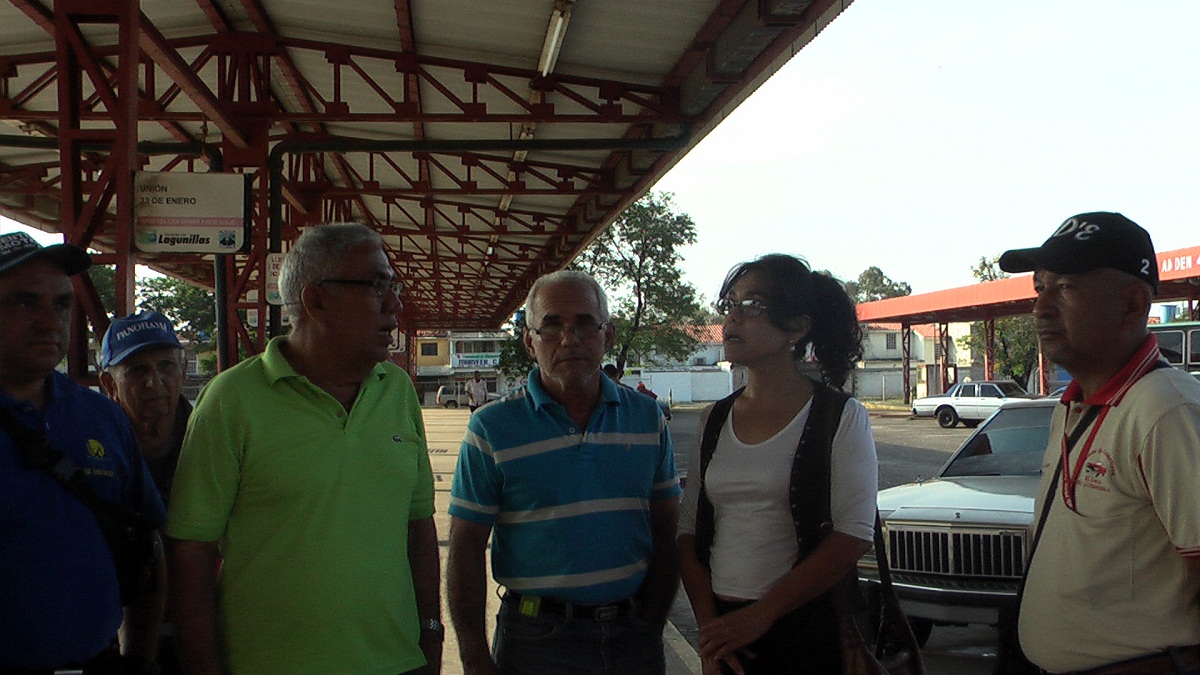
[318,278,404,298]
[528,318,609,342]
[716,297,770,318]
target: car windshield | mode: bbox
[994,381,1027,396]
[941,405,1053,477]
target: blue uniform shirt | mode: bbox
[0,371,165,669]
[450,368,680,605]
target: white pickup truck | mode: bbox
[911,380,1035,428]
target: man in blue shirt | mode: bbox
[0,232,166,674]
[448,270,681,675]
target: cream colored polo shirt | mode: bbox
[1020,345,1200,672]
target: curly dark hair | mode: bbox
[719,254,863,389]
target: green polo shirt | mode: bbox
[167,336,434,675]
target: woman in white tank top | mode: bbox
[677,254,879,674]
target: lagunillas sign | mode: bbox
[134,172,248,253]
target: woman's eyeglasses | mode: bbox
[716,297,770,318]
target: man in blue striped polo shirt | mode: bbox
[448,270,682,675]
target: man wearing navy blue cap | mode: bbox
[999,213,1200,674]
[100,310,190,504]
[0,232,165,674]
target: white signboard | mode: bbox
[452,353,501,368]
[135,172,247,253]
[265,253,285,306]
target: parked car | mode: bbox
[911,380,1034,428]
[435,382,499,408]
[858,398,1055,646]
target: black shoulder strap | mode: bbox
[0,405,136,525]
[792,384,850,558]
[692,387,743,567]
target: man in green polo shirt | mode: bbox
[167,223,441,674]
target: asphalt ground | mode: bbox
[423,404,995,675]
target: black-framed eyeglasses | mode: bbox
[318,278,404,298]
[528,318,609,342]
[716,297,770,318]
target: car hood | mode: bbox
[877,476,1039,526]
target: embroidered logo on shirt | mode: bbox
[392,435,403,443]
[87,439,106,458]
[1080,449,1115,493]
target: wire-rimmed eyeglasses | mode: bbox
[528,318,609,342]
[318,278,404,298]
[715,297,770,318]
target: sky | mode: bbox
[654,0,1200,299]
[6,0,1200,302]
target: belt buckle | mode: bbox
[594,604,619,621]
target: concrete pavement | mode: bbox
[422,406,701,675]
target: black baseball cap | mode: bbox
[998,212,1158,292]
[0,232,91,277]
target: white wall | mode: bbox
[621,368,733,403]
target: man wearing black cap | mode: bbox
[999,213,1200,674]
[0,232,166,674]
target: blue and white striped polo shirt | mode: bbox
[449,368,680,605]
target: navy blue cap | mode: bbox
[100,311,182,369]
[999,212,1158,292]
[0,231,91,277]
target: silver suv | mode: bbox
[859,398,1055,646]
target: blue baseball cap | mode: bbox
[100,311,183,369]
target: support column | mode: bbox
[55,0,140,378]
[901,323,913,405]
[983,317,996,380]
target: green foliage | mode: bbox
[137,276,216,344]
[573,191,704,371]
[845,266,912,304]
[497,313,536,377]
[956,256,1039,386]
[87,265,117,315]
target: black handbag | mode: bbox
[833,512,926,675]
[0,406,160,605]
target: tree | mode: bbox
[497,310,536,377]
[573,191,704,371]
[956,257,1039,386]
[845,266,912,304]
[137,276,217,344]
[86,264,117,316]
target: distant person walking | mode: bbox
[467,370,489,413]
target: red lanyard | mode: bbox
[1059,405,1110,513]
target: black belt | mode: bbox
[501,591,636,622]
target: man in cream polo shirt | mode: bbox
[999,212,1200,674]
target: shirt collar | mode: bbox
[1061,333,1162,407]
[525,366,619,410]
[261,335,388,385]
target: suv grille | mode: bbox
[886,525,1026,579]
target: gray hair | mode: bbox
[523,270,610,325]
[279,223,382,306]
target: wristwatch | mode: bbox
[419,618,445,640]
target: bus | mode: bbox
[1149,320,1200,374]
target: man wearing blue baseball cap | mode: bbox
[100,310,191,675]
[0,232,165,674]
[100,310,190,503]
